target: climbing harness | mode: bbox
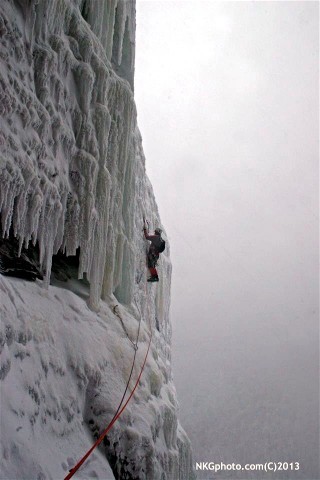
[64,283,152,480]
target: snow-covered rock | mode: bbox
[0,1,195,479]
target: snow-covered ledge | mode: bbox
[0,1,195,479]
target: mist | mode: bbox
[135,1,319,479]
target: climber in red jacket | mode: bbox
[143,222,166,282]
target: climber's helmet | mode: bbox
[155,228,162,235]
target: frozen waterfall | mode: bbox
[0,1,195,479]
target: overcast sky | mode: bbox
[135,1,319,477]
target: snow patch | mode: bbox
[0,275,194,479]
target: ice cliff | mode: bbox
[0,1,194,479]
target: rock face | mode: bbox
[0,1,195,479]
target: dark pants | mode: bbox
[147,251,159,268]
[147,250,159,277]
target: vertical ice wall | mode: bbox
[1,0,140,309]
[0,1,195,479]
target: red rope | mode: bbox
[64,328,152,480]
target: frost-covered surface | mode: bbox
[0,1,195,479]
[0,275,194,479]
[1,0,140,308]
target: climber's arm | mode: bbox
[144,229,157,242]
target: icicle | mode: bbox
[0,3,195,478]
[0,0,166,317]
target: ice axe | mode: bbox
[143,216,149,231]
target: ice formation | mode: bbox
[1,0,148,309]
[0,1,195,479]
[0,275,194,479]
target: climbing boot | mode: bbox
[147,275,159,282]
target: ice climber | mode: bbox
[143,222,166,282]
